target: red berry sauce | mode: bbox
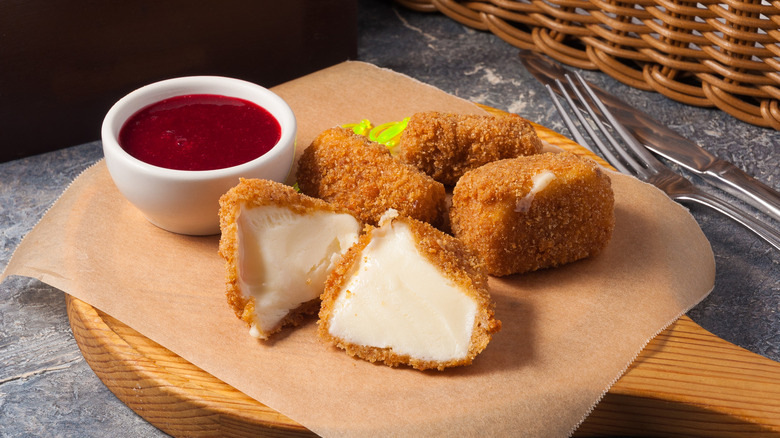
[119,94,281,171]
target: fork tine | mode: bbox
[544,83,591,151]
[570,72,660,170]
[545,82,634,175]
[562,74,651,180]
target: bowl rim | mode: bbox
[101,75,297,181]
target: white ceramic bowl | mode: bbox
[101,76,296,235]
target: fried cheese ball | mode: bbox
[318,210,501,371]
[218,178,361,340]
[397,111,544,186]
[450,152,615,276]
[296,126,448,228]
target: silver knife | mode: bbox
[520,50,780,223]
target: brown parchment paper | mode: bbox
[2,61,715,437]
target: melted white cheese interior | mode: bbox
[327,220,478,362]
[237,204,360,336]
[515,170,556,213]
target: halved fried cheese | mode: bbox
[219,179,361,339]
[318,210,501,370]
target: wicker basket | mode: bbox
[396,0,780,130]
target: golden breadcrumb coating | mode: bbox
[296,126,448,228]
[318,214,501,371]
[397,111,543,186]
[450,152,615,276]
[218,178,359,338]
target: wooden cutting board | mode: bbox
[66,296,780,437]
[66,118,780,437]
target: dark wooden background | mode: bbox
[0,0,357,162]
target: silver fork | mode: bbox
[547,72,780,251]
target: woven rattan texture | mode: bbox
[396,0,780,129]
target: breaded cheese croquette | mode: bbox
[450,152,615,276]
[318,210,501,371]
[296,126,448,228]
[218,178,361,340]
[397,111,544,186]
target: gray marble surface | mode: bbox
[1,0,778,436]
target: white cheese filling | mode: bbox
[327,219,478,362]
[515,170,556,213]
[237,204,360,336]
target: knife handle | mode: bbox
[704,160,780,224]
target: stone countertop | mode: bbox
[1,0,778,436]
